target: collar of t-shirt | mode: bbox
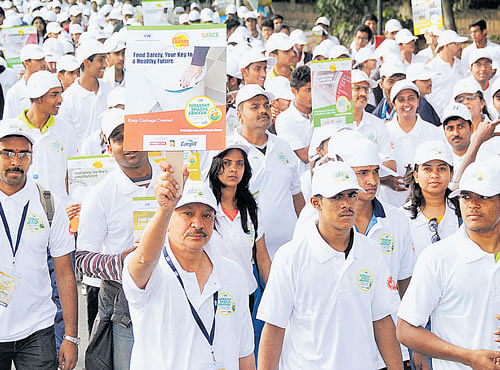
[253,142,267,155]
[381,99,395,121]
[129,172,152,187]
[344,228,355,259]
[292,101,312,121]
[353,198,387,236]
[19,109,55,135]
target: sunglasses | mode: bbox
[428,217,441,243]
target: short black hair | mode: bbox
[225,17,240,32]
[0,7,5,17]
[261,18,273,29]
[470,19,486,31]
[290,65,311,90]
[271,14,283,22]
[277,24,289,33]
[354,24,373,42]
[362,13,377,24]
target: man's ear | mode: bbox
[310,196,322,211]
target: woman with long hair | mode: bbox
[208,145,271,298]
[32,16,46,45]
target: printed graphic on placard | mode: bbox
[411,0,443,35]
[1,26,37,69]
[133,197,158,246]
[311,58,353,127]
[142,0,173,26]
[125,25,226,151]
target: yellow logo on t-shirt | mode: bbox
[25,214,45,232]
[217,292,236,315]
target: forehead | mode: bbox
[353,81,370,88]
[175,203,215,213]
[222,148,244,159]
[248,61,266,68]
[472,57,492,65]
[395,89,418,98]
[352,165,379,171]
[244,95,269,105]
[420,160,449,167]
[326,189,358,199]
[444,117,469,127]
[0,135,32,149]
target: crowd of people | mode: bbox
[0,0,498,369]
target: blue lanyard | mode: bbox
[0,201,29,268]
[163,247,218,362]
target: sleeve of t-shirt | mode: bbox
[122,252,163,310]
[371,256,401,321]
[397,247,442,327]
[275,114,310,150]
[286,146,302,196]
[256,245,295,328]
[3,87,17,119]
[398,215,416,281]
[375,120,395,161]
[238,285,255,358]
[77,186,107,253]
[48,195,75,257]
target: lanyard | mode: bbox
[0,201,29,268]
[163,247,218,362]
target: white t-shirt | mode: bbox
[398,225,500,370]
[355,111,395,162]
[3,77,30,119]
[379,114,444,207]
[122,240,254,369]
[257,221,400,369]
[228,129,302,259]
[0,179,74,341]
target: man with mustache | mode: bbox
[257,161,403,369]
[228,83,305,356]
[397,159,500,369]
[122,177,255,369]
[0,121,78,370]
[76,109,160,369]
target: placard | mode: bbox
[142,0,173,26]
[1,26,37,68]
[411,0,443,36]
[67,155,116,202]
[133,196,157,246]
[311,58,353,127]
[124,25,227,151]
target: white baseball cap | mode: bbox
[452,78,482,100]
[101,108,124,140]
[290,29,307,46]
[312,41,329,59]
[76,39,106,64]
[469,47,493,67]
[179,13,189,24]
[214,144,250,157]
[26,70,61,99]
[329,45,351,59]
[57,12,69,23]
[491,77,500,96]
[437,30,467,48]
[108,8,122,21]
[449,159,500,198]
[200,8,214,22]
[265,33,294,56]
[395,28,417,44]
[315,16,330,27]
[244,10,257,20]
[311,24,328,36]
[56,54,80,73]
[0,119,35,145]
[264,76,294,100]
[238,48,275,70]
[379,62,406,78]
[311,161,365,198]
[69,23,83,34]
[225,4,236,15]
[406,62,433,82]
[355,47,376,65]
[374,39,399,61]
[69,5,82,16]
[188,10,200,22]
[107,87,125,108]
[42,38,63,63]
[413,140,453,166]
[176,179,218,212]
[46,21,62,34]
[104,38,125,53]
[351,69,377,88]
[235,84,274,107]
[173,6,184,14]
[190,2,200,10]
[385,19,402,33]
[390,79,419,103]
[20,44,45,62]
[441,102,472,124]
[237,6,248,19]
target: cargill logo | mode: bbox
[172,33,189,47]
[181,139,197,148]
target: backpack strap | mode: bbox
[36,183,55,227]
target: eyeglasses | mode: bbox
[352,85,371,93]
[428,217,441,243]
[455,94,477,103]
[0,151,32,160]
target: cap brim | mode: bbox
[449,186,499,198]
[319,185,367,198]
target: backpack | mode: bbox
[35,183,54,227]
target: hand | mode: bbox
[58,339,78,370]
[270,100,283,120]
[65,203,81,220]
[412,351,431,370]
[380,175,407,191]
[122,246,138,260]
[179,65,203,88]
[465,349,500,370]
[155,162,187,211]
[472,120,500,146]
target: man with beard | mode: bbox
[76,109,160,369]
[0,121,78,370]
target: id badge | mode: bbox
[0,267,21,308]
[200,362,225,370]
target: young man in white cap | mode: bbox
[103,38,125,87]
[123,169,255,369]
[385,19,403,40]
[314,16,340,45]
[461,19,498,68]
[372,62,406,121]
[257,160,403,369]
[426,30,468,116]
[56,55,80,91]
[397,159,500,370]
[240,49,275,88]
[379,80,443,207]
[76,109,158,369]
[265,33,296,81]
[69,5,82,26]
[406,63,441,126]
[395,29,428,65]
[0,121,78,370]
[274,65,312,174]
[4,44,47,119]
[69,23,83,46]
[58,39,113,147]
[244,11,259,41]
[466,48,494,106]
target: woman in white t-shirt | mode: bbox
[207,144,271,297]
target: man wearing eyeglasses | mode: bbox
[0,121,78,370]
[397,159,500,370]
[350,25,372,59]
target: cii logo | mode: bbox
[143,33,152,38]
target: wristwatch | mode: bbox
[63,334,81,346]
